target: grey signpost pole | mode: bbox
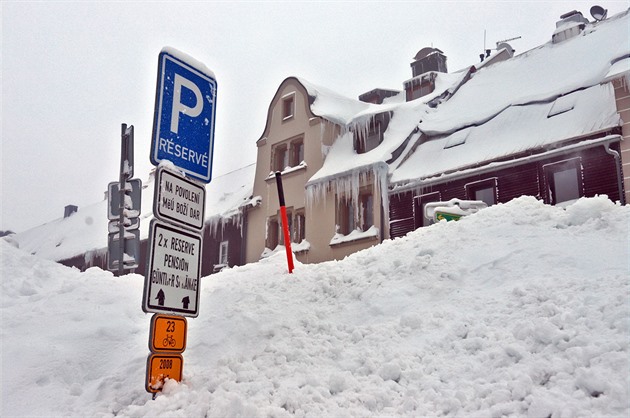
[119,124,133,276]
[107,123,140,275]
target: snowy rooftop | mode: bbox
[304,8,629,187]
[391,83,622,185]
[9,164,255,261]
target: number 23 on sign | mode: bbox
[146,353,183,393]
[149,314,187,353]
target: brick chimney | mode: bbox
[404,47,447,101]
[64,205,78,218]
[552,10,589,44]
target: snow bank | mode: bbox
[1,196,628,417]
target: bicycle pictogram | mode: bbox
[162,334,176,347]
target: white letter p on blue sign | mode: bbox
[171,74,204,135]
[151,49,217,184]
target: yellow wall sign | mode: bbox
[149,314,187,353]
[146,353,183,393]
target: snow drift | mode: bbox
[1,196,629,417]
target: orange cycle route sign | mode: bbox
[145,353,183,393]
[149,314,187,353]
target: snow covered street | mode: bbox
[2,196,629,417]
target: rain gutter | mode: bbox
[604,142,625,205]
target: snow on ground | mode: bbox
[1,196,629,417]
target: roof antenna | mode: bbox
[495,36,522,48]
[483,29,486,51]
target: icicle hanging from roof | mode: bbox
[305,162,389,228]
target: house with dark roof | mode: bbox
[388,8,629,236]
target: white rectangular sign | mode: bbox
[154,167,206,231]
[143,220,202,317]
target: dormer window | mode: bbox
[548,94,576,118]
[444,130,469,149]
[282,93,295,120]
[356,120,382,154]
[354,112,391,154]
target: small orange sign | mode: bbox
[146,353,183,393]
[149,314,187,353]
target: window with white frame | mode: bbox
[359,192,374,232]
[272,137,304,172]
[267,217,280,249]
[414,191,441,227]
[218,241,229,266]
[294,210,306,243]
[544,158,583,205]
[273,144,288,172]
[337,189,374,235]
[267,208,306,249]
[465,178,498,206]
[282,93,295,120]
[291,138,304,166]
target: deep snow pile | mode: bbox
[1,196,629,417]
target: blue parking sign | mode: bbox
[151,48,217,183]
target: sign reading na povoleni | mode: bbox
[145,353,183,393]
[154,167,206,231]
[142,220,202,317]
[149,314,187,353]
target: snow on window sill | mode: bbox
[265,161,307,180]
[213,263,229,273]
[260,240,310,259]
[329,226,379,247]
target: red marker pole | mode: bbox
[275,172,294,273]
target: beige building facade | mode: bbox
[245,77,387,265]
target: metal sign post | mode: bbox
[107,123,141,275]
[144,47,216,396]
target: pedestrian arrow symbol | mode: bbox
[182,296,190,309]
[156,289,166,306]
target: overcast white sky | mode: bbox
[2,1,628,233]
